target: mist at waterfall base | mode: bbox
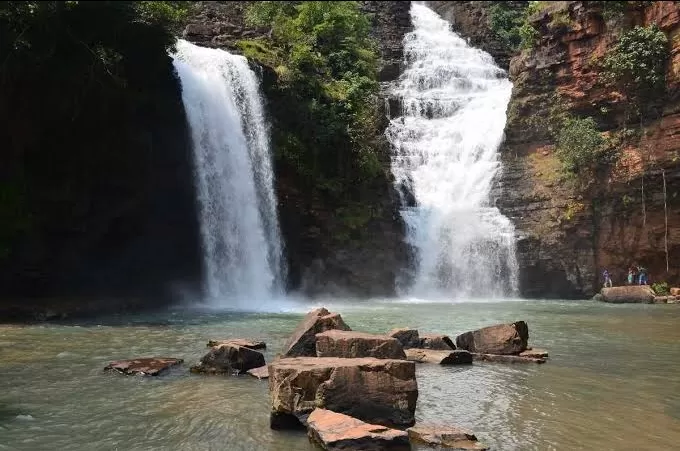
[387,3,519,300]
[172,40,286,311]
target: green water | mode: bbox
[1,299,680,450]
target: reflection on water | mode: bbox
[1,300,680,450]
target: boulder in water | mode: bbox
[455,322,528,355]
[473,353,545,364]
[408,424,488,450]
[191,343,265,374]
[269,357,417,429]
[307,409,410,451]
[600,286,655,303]
[206,339,266,350]
[247,365,269,380]
[405,348,472,365]
[387,328,421,349]
[104,358,183,376]
[316,330,406,359]
[419,333,456,350]
[283,308,351,357]
[671,288,680,296]
[519,348,549,359]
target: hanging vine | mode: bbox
[663,169,669,272]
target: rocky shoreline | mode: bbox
[102,307,550,449]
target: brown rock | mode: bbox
[269,357,417,430]
[419,333,456,350]
[388,328,420,349]
[653,296,669,304]
[246,365,269,380]
[191,344,265,374]
[519,348,549,359]
[455,322,528,355]
[283,308,351,357]
[670,288,680,296]
[104,358,182,376]
[669,299,680,304]
[405,348,472,365]
[206,339,266,350]
[408,424,488,450]
[307,409,410,451]
[316,330,406,359]
[472,353,546,364]
[600,286,656,303]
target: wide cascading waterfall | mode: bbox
[386,4,519,299]
[172,40,284,306]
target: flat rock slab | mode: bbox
[192,344,265,374]
[316,330,406,359]
[600,286,655,303]
[269,357,417,430]
[283,308,351,357]
[519,348,549,359]
[104,358,183,376]
[247,365,269,379]
[472,353,546,364]
[408,425,488,450]
[307,409,410,451]
[456,322,528,355]
[671,287,680,296]
[207,339,266,350]
[419,333,456,350]
[388,328,420,349]
[405,348,472,365]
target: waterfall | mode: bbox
[386,4,519,299]
[172,40,284,306]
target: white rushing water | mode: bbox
[172,40,284,306]
[386,4,519,299]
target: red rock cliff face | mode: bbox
[499,1,680,297]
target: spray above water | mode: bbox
[386,4,519,299]
[172,40,284,307]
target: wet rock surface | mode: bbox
[192,343,265,374]
[246,365,269,380]
[473,353,546,364]
[600,286,656,303]
[405,348,472,365]
[206,339,266,350]
[316,330,406,359]
[269,357,417,430]
[306,409,410,451]
[283,308,352,357]
[388,328,421,349]
[104,358,183,376]
[419,333,456,350]
[456,322,529,355]
[408,424,488,450]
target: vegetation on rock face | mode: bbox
[601,25,669,117]
[0,1,195,292]
[488,1,548,51]
[652,281,669,295]
[555,117,607,176]
[240,1,384,239]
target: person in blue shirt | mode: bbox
[603,269,613,288]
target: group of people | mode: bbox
[602,265,649,288]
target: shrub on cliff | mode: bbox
[601,25,669,117]
[555,116,607,175]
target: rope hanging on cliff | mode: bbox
[641,175,646,227]
[663,169,669,273]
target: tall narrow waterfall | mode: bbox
[172,40,284,305]
[386,4,519,298]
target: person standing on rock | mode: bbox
[638,266,648,285]
[603,269,613,288]
[627,267,635,285]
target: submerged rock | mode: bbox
[405,348,472,365]
[388,328,421,349]
[246,365,269,380]
[472,353,546,364]
[408,424,488,450]
[600,286,655,303]
[654,296,669,304]
[206,339,266,350]
[307,409,410,451]
[316,330,406,359]
[419,333,456,350]
[104,358,183,376]
[269,357,417,430]
[192,343,265,374]
[455,322,528,355]
[519,348,549,359]
[283,308,352,357]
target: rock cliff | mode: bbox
[497,1,680,297]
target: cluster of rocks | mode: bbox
[103,307,549,450]
[597,286,680,304]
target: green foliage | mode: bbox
[555,116,607,175]
[652,281,670,295]
[242,1,382,196]
[488,2,526,51]
[601,25,669,112]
